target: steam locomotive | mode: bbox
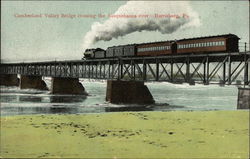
[83,34,239,59]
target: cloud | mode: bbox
[82,1,201,50]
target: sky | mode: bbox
[1,1,249,63]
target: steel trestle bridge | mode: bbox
[1,52,249,85]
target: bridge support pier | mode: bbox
[20,75,48,90]
[106,80,155,104]
[51,77,88,95]
[0,74,19,86]
[237,88,250,109]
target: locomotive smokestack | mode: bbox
[82,1,201,50]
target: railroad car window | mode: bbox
[221,41,225,46]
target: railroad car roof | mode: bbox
[177,33,240,42]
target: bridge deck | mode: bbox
[1,52,249,85]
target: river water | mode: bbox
[0,78,240,116]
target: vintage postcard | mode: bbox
[0,1,249,158]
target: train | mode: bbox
[83,34,239,59]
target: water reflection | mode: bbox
[0,95,18,103]
[105,106,153,112]
[13,105,79,115]
[49,105,78,114]
[19,96,42,102]
[50,95,87,103]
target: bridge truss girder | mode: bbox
[1,52,249,85]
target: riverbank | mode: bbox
[1,110,249,158]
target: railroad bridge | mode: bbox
[1,52,249,84]
[0,52,250,104]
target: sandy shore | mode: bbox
[0,110,249,158]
